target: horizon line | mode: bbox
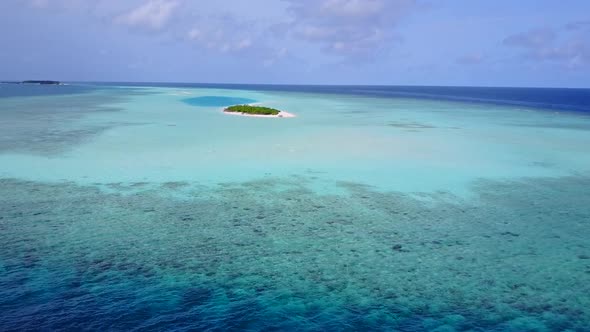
[2,80,589,90]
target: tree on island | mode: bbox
[224,105,281,115]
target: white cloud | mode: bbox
[235,38,252,50]
[284,0,417,58]
[503,28,555,49]
[319,0,385,19]
[30,0,50,8]
[188,28,202,40]
[503,26,590,68]
[27,0,87,10]
[116,0,179,30]
[456,53,485,65]
[186,17,257,53]
[263,47,290,67]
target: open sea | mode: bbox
[0,82,589,331]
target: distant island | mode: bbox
[223,104,295,118]
[22,80,62,85]
[1,80,62,85]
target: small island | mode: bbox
[1,80,62,85]
[223,104,295,118]
[21,80,62,85]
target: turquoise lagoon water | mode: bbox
[0,83,589,331]
[183,96,257,107]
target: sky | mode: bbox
[1,0,589,87]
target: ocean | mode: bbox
[1,82,589,331]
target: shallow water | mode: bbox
[0,84,589,331]
[182,96,257,107]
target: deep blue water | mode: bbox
[92,82,590,114]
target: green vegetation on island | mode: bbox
[224,105,280,115]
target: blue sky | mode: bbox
[1,0,589,87]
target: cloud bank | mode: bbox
[283,0,417,57]
[503,26,590,68]
[6,1,590,86]
[115,0,179,30]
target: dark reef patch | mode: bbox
[0,87,156,155]
[0,175,589,330]
[387,121,437,129]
